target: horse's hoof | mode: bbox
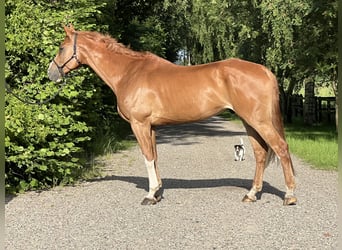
[141,197,157,205]
[242,195,256,203]
[283,196,297,206]
[141,188,164,205]
[154,188,164,202]
[155,194,162,202]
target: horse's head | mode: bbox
[48,25,82,82]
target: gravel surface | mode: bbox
[5,116,338,249]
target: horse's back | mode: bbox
[119,57,277,125]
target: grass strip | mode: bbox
[285,122,337,171]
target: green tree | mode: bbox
[100,0,179,60]
[256,0,311,120]
[295,0,338,126]
[163,0,262,64]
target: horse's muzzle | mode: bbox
[47,61,62,82]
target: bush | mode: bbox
[5,0,119,193]
[5,94,90,192]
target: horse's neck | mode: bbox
[80,44,135,94]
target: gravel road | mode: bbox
[5,116,338,249]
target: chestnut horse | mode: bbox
[48,25,297,206]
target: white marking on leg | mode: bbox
[285,186,294,198]
[144,157,159,199]
[246,187,258,201]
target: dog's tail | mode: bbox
[240,137,244,145]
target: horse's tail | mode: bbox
[265,147,277,168]
[265,70,295,175]
[270,74,286,140]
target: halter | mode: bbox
[53,33,81,77]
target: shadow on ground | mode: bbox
[5,194,17,205]
[89,175,285,201]
[155,117,246,145]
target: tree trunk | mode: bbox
[304,80,316,125]
[335,96,338,131]
[331,81,338,132]
[278,74,297,123]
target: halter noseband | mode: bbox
[53,33,81,77]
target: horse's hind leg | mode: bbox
[242,122,268,202]
[254,123,297,205]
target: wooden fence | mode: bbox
[290,95,336,124]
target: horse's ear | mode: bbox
[68,23,75,31]
[63,24,75,36]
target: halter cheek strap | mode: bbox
[53,33,81,76]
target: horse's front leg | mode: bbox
[131,122,162,205]
[150,128,163,202]
[142,157,163,205]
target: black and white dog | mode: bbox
[234,138,245,161]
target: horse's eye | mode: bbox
[59,47,64,53]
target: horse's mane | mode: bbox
[79,31,149,58]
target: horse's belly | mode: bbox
[151,99,230,125]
